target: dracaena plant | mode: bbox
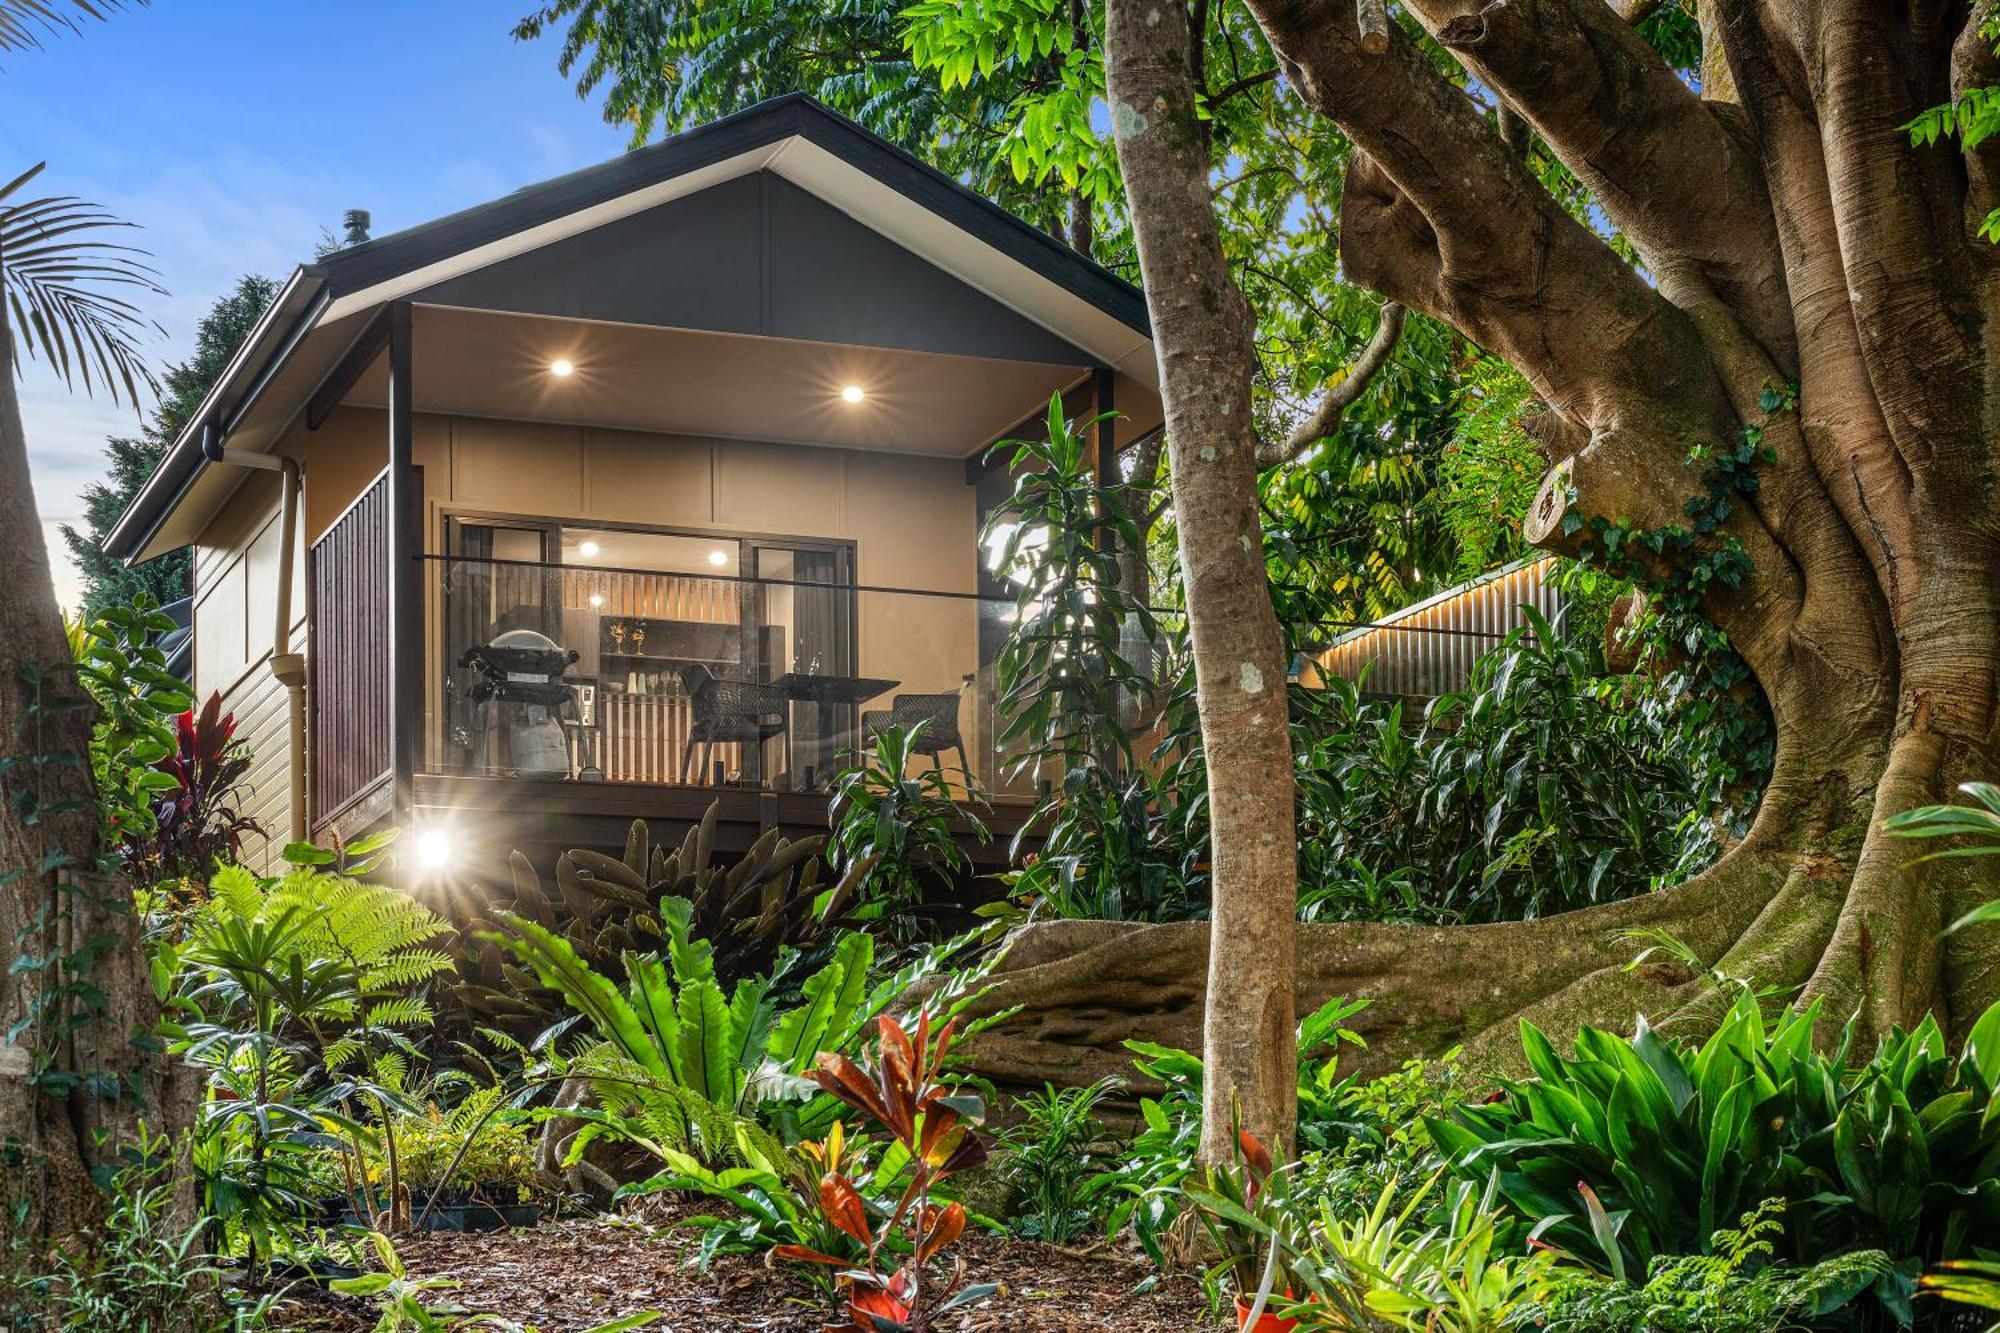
[775,1012,996,1332]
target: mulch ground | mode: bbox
[262,1199,1226,1332]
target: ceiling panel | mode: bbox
[343,305,1089,457]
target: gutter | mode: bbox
[104,268,328,564]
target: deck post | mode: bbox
[386,301,423,830]
[1092,367,1117,489]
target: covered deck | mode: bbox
[101,98,1160,880]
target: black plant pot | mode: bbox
[337,1187,542,1233]
[265,1257,365,1286]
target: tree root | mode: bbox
[950,846,1796,1091]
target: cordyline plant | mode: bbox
[775,1013,995,1332]
[139,691,260,883]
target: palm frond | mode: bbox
[1,161,164,406]
[0,0,134,52]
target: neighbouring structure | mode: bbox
[1311,558,1562,699]
[107,95,1162,880]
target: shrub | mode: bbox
[828,721,985,944]
[775,1013,995,1332]
[1295,607,1734,924]
[1428,993,2000,1325]
[71,595,192,867]
[1,1146,266,1332]
[457,804,862,1033]
[1279,1172,1556,1332]
[994,1076,1119,1243]
[1531,1200,1893,1333]
[143,693,261,884]
[1089,996,1372,1264]
[170,862,454,1256]
[488,911,879,1177]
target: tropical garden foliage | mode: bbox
[6,1,2000,1329]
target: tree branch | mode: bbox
[1408,0,1796,368]
[1257,302,1406,467]
[1206,65,1279,107]
[1356,0,1391,52]
[1247,3,1728,460]
[1610,0,1664,21]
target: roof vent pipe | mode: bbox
[342,209,372,246]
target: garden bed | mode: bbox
[267,1201,1224,1332]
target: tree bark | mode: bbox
[1104,0,1299,1161]
[957,0,2000,1093]
[0,289,194,1258]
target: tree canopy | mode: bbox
[61,274,276,621]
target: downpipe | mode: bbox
[204,434,308,846]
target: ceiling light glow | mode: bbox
[588,593,605,608]
[840,384,865,404]
[707,549,729,567]
[549,358,575,378]
[578,540,600,558]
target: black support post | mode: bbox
[386,301,423,827]
[1092,366,1117,485]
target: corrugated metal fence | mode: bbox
[1312,558,1560,698]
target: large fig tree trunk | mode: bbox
[963,0,2000,1094]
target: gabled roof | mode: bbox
[107,94,1154,563]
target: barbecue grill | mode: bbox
[457,628,581,778]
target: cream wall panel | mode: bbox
[842,450,976,593]
[583,428,714,526]
[192,477,309,873]
[450,417,583,511]
[304,408,389,542]
[714,440,846,535]
[194,562,247,700]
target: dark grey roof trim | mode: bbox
[316,94,1150,336]
[106,94,1149,563]
[105,270,327,561]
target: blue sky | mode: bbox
[4,1,634,607]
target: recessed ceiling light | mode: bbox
[840,384,865,404]
[587,593,605,608]
[549,358,575,378]
[578,540,600,558]
[707,549,729,567]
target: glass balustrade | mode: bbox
[426,554,1071,798]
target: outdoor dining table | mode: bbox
[768,672,900,789]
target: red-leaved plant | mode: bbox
[774,1012,995,1332]
[139,692,261,883]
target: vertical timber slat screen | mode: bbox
[1315,558,1561,698]
[310,469,393,827]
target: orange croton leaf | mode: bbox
[820,1173,874,1246]
[771,1244,849,1267]
[917,1201,967,1264]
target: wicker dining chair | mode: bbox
[678,664,789,784]
[862,679,970,775]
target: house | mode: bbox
[1310,557,1563,699]
[106,95,1162,883]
